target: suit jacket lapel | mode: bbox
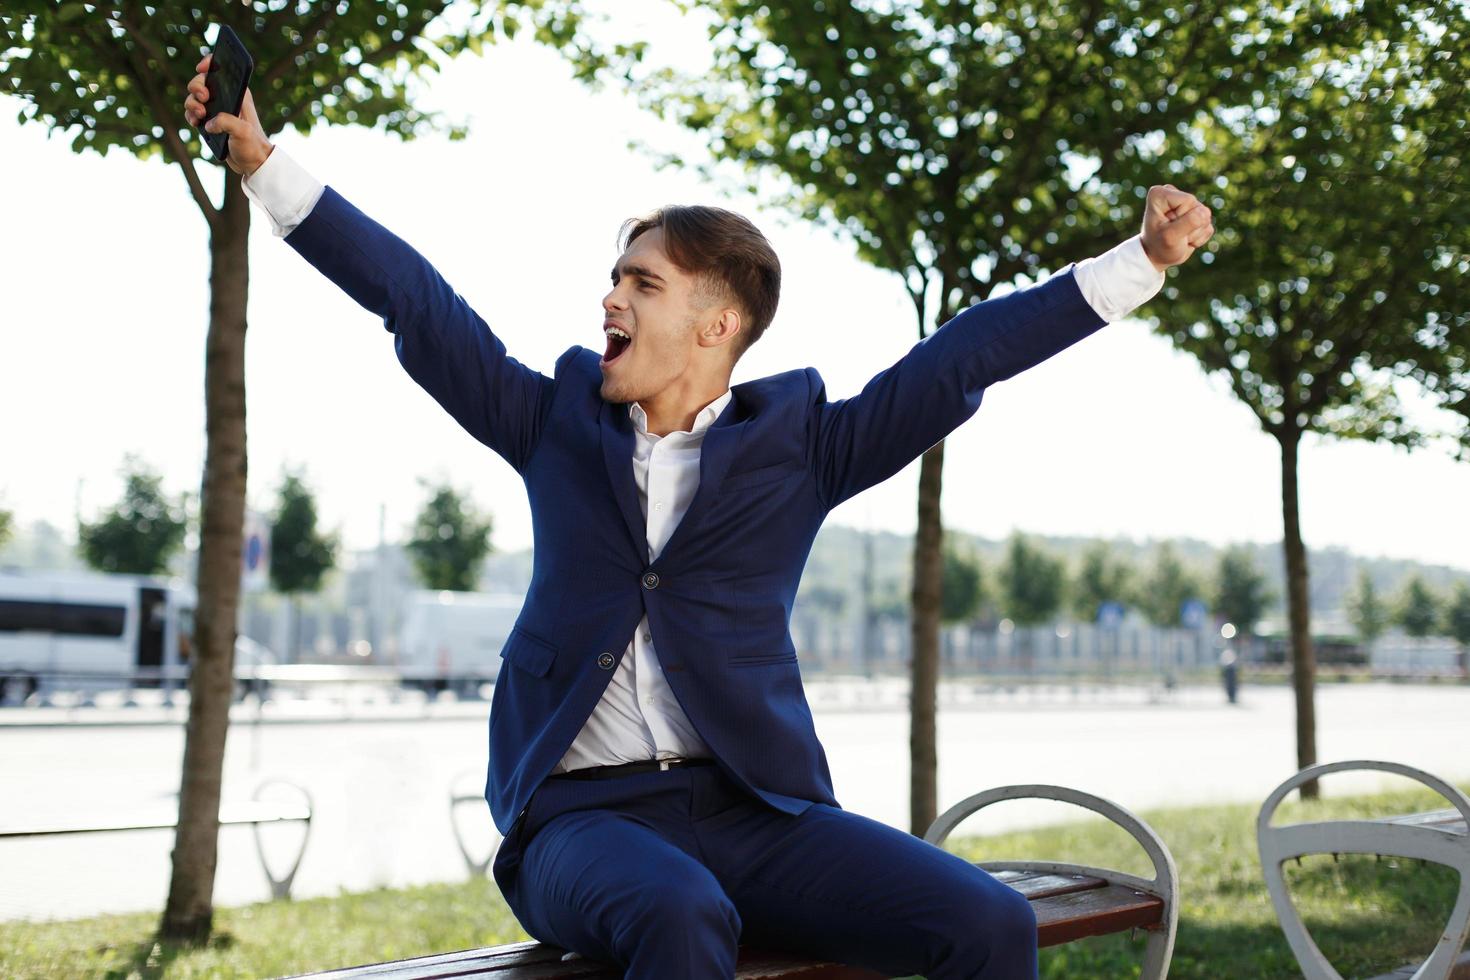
[599,400,647,555]
[658,398,747,561]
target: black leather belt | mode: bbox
[554,758,716,781]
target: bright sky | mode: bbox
[2,8,1467,572]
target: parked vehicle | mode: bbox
[0,570,277,702]
[396,590,523,695]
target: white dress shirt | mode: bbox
[553,393,732,771]
[241,147,1166,770]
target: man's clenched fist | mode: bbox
[183,54,273,177]
[1140,185,1214,272]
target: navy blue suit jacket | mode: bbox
[285,187,1107,835]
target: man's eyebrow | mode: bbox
[610,262,667,284]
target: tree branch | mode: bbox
[1299,256,1415,417]
[115,1,175,81]
[275,30,428,132]
[260,6,341,90]
[1185,321,1275,429]
[93,12,219,224]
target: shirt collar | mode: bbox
[630,389,733,437]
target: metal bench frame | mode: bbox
[248,778,315,899]
[1258,760,1470,980]
[449,770,501,877]
[0,778,312,901]
[923,783,1180,980]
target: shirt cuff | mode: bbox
[1072,235,1167,323]
[240,146,326,238]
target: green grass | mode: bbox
[0,878,529,980]
[0,785,1463,979]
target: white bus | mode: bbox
[0,570,275,702]
[396,590,524,695]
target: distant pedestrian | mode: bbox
[1220,644,1240,704]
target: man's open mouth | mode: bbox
[603,324,632,364]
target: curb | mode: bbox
[0,703,492,729]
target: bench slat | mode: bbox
[287,943,879,979]
[1379,809,1468,835]
[284,941,590,980]
[733,952,884,980]
[993,870,1109,901]
[1033,884,1165,947]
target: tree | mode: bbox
[999,534,1065,627]
[1,0,621,942]
[268,471,339,661]
[407,481,494,592]
[1071,542,1134,624]
[1140,5,1469,797]
[1214,546,1272,637]
[1396,576,1441,640]
[799,583,849,616]
[1445,582,1470,678]
[77,457,188,576]
[1134,544,1202,628]
[0,506,13,551]
[940,546,983,624]
[1348,569,1388,649]
[632,0,1298,834]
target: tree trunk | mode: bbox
[1278,428,1319,800]
[909,440,945,836]
[161,173,251,942]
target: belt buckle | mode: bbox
[658,758,681,772]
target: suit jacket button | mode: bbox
[597,652,615,670]
[641,572,660,590]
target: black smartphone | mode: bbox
[200,25,254,164]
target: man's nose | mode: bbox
[602,286,626,312]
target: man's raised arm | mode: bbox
[809,186,1214,508]
[183,56,554,472]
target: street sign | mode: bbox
[242,510,271,592]
[1097,601,1125,629]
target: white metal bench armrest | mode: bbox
[1257,760,1470,980]
[923,784,1179,980]
[251,779,314,900]
[449,768,502,877]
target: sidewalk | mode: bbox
[0,693,491,728]
[0,676,1224,728]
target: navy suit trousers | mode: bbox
[492,766,1037,979]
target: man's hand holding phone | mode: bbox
[183,54,272,177]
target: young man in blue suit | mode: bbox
[188,66,1212,978]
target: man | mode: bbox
[186,56,1212,979]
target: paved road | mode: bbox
[1,681,1466,922]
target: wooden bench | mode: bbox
[1258,760,1470,980]
[0,779,312,900]
[291,783,1177,979]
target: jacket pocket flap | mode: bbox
[500,628,556,678]
[719,461,804,493]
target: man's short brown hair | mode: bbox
[620,205,781,357]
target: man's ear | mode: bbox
[699,308,743,352]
